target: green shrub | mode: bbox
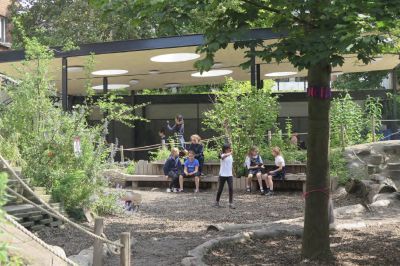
[126,161,137,174]
[203,147,219,162]
[149,148,171,162]
[91,190,123,216]
[329,149,350,185]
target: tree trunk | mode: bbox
[302,61,332,259]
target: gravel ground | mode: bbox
[204,224,400,265]
[36,188,375,266]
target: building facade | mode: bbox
[0,0,11,50]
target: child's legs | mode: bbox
[195,175,200,190]
[197,156,204,173]
[216,176,227,202]
[179,175,184,190]
[227,176,234,203]
[256,172,263,190]
[246,174,253,187]
[267,175,274,190]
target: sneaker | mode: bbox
[265,191,274,196]
[246,187,251,193]
[260,190,265,195]
[177,189,184,193]
[173,188,178,193]
[229,203,236,209]
[166,188,172,193]
[212,202,220,207]
[194,189,199,193]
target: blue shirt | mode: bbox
[184,158,199,173]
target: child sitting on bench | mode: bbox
[183,150,201,193]
[163,148,184,193]
[264,146,286,196]
[245,146,265,194]
[186,134,204,175]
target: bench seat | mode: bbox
[251,173,306,192]
[127,174,219,189]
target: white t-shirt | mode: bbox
[275,155,285,167]
[219,153,233,177]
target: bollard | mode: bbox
[93,217,104,266]
[120,232,131,266]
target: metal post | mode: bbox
[250,47,256,87]
[62,57,68,111]
[103,77,109,94]
[93,217,104,266]
[120,232,131,266]
[256,64,263,89]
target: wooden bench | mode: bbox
[250,173,306,192]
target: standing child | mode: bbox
[245,146,265,194]
[163,148,184,192]
[167,115,185,149]
[265,146,286,196]
[214,144,235,209]
[183,150,201,192]
[159,128,167,149]
[186,134,205,175]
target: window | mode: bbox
[0,16,7,43]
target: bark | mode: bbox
[302,61,332,259]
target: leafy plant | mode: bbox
[90,190,124,216]
[330,93,365,148]
[203,79,279,173]
[149,148,171,162]
[329,149,350,186]
[125,161,137,175]
[365,96,383,142]
[203,147,219,162]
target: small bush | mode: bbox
[329,149,350,185]
[91,190,123,216]
[203,147,219,162]
[126,161,136,174]
[149,148,171,162]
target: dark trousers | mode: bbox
[216,176,233,203]
[196,155,204,174]
[168,171,180,189]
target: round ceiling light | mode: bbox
[129,79,140,85]
[264,71,298,77]
[191,69,233,77]
[165,83,181,88]
[67,65,84,73]
[92,84,130,90]
[148,70,160,75]
[91,69,128,76]
[151,53,200,63]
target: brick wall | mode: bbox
[0,0,11,17]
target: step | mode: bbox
[30,214,44,221]
[20,221,34,228]
[368,154,383,165]
[387,163,400,171]
[30,224,45,231]
[50,220,63,228]
[39,218,53,225]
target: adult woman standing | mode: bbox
[167,114,185,149]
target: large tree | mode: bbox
[92,0,400,260]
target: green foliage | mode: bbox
[90,190,123,216]
[0,38,144,217]
[203,79,279,172]
[149,148,171,162]
[329,149,350,186]
[332,71,389,91]
[125,161,137,175]
[365,96,383,142]
[330,93,365,147]
[203,147,219,162]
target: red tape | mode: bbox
[302,188,330,199]
[307,87,332,99]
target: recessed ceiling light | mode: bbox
[264,71,298,77]
[67,65,84,73]
[151,53,200,63]
[92,84,130,90]
[191,69,233,77]
[149,70,160,75]
[165,83,181,88]
[129,79,139,85]
[212,62,224,68]
[91,69,128,76]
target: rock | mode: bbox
[335,204,365,216]
[368,154,384,165]
[68,254,92,266]
[370,174,385,182]
[356,149,371,156]
[49,245,66,258]
[151,188,159,191]
[387,163,400,171]
[370,199,391,207]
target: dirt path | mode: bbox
[38,190,306,265]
